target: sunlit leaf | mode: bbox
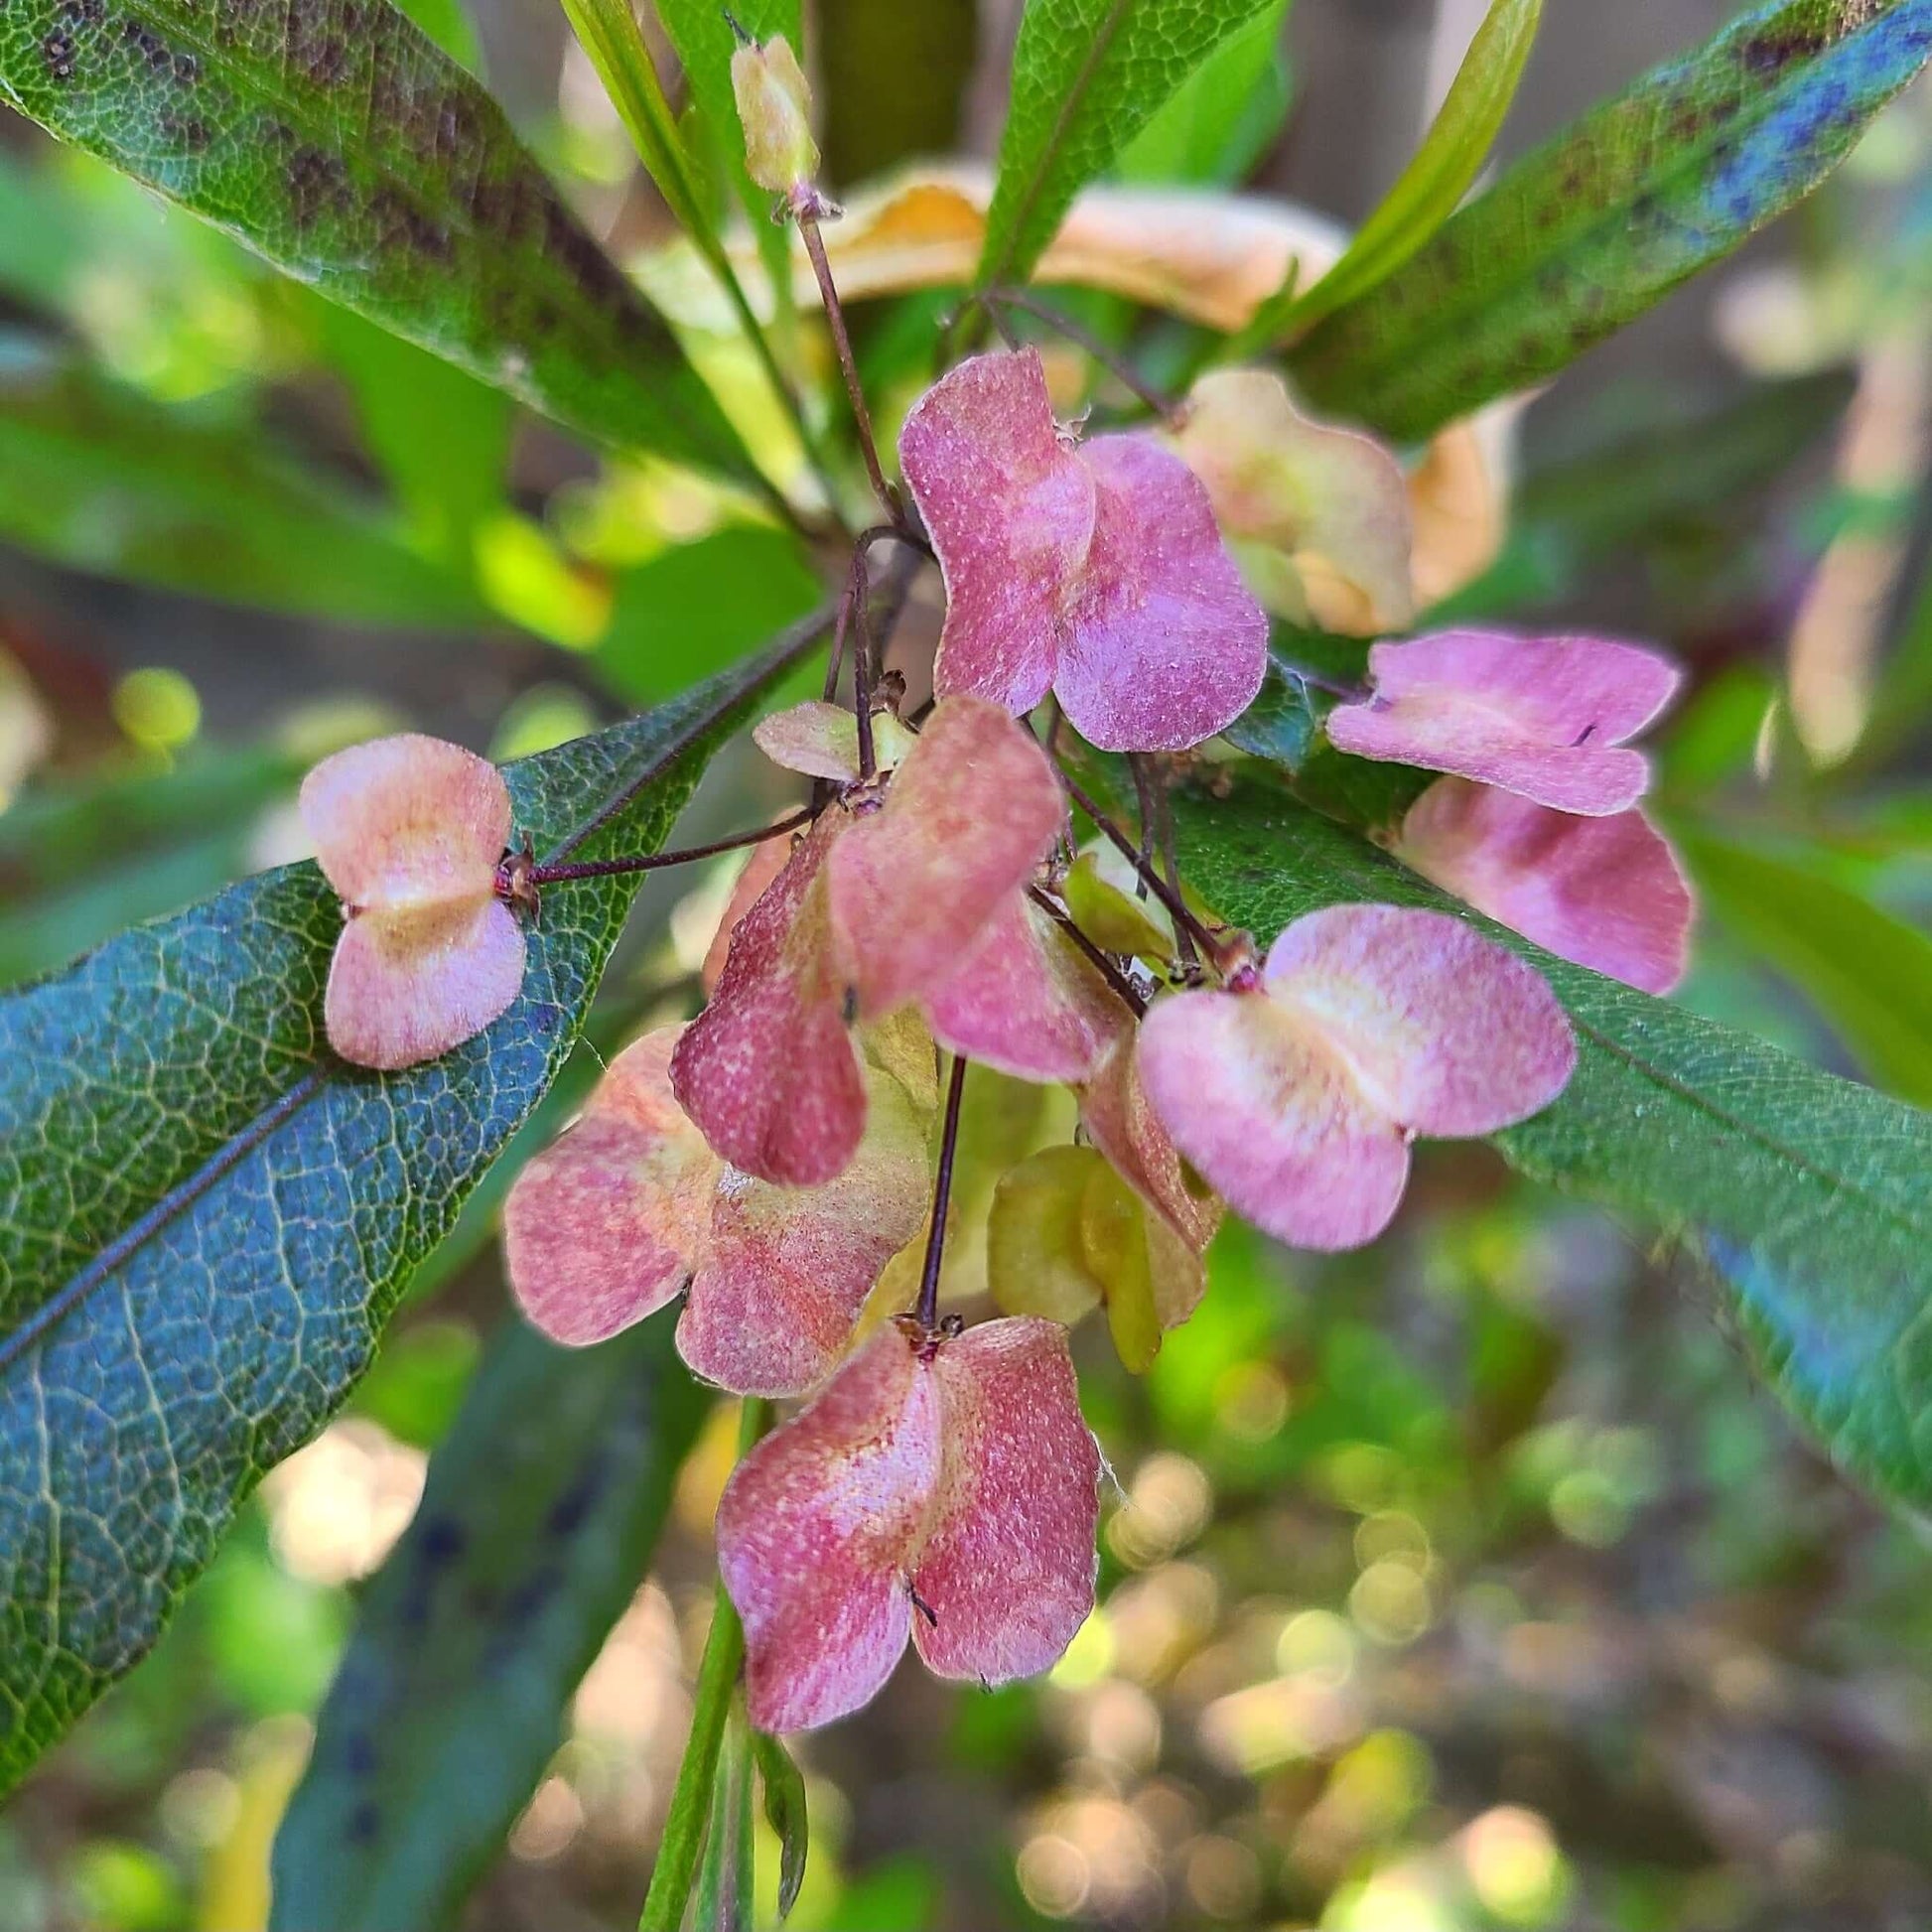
[1283,0,1541,333]
[596,525,823,704]
[1291,0,1932,441]
[0,0,761,483]
[0,349,484,623]
[315,304,513,573]
[979,0,1284,289]
[1113,0,1291,187]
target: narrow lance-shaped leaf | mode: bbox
[1173,777,1932,1513]
[0,346,485,625]
[0,0,760,484]
[1290,0,1932,443]
[1282,0,1542,335]
[1433,367,1857,619]
[1113,0,1292,186]
[977,0,1284,290]
[0,621,824,1795]
[1676,826,1932,1108]
[269,1316,711,1932]
[754,1727,809,1921]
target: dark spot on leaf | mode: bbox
[1738,26,1826,74]
[347,1799,381,1846]
[546,1465,603,1538]
[288,146,348,228]
[42,27,74,76]
[371,184,453,263]
[158,108,211,150]
[344,1730,378,1777]
[417,1514,466,1565]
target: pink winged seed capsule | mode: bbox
[1325,630,1682,817]
[899,348,1268,752]
[299,733,524,1070]
[1395,778,1693,996]
[1138,904,1576,1251]
[717,1317,1102,1732]
[504,1026,929,1396]
[674,696,1117,1185]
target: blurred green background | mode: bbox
[3,0,1932,1926]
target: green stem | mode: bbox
[690,1701,755,1930]
[556,0,843,530]
[638,1398,772,1932]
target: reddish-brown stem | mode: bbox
[1040,698,1064,761]
[1148,769,1199,977]
[1029,885,1148,1019]
[796,210,901,529]
[504,808,813,892]
[849,551,877,780]
[914,1053,969,1333]
[985,286,1179,423]
[1129,754,1158,882]
[1056,767,1233,972]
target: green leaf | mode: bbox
[1221,627,1429,832]
[1112,0,1291,187]
[1223,657,1323,771]
[596,525,823,705]
[0,0,760,485]
[640,1397,768,1932]
[1290,0,1932,443]
[1284,0,1541,334]
[268,1315,709,1932]
[569,0,719,247]
[1676,826,1932,1107]
[0,346,486,624]
[753,1728,809,1922]
[1428,368,1856,621]
[0,743,304,898]
[391,0,480,70]
[978,0,1283,290]
[640,1587,746,1931]
[315,304,513,574]
[691,1702,755,1932]
[0,627,822,1795]
[0,830,258,991]
[1173,775,1932,1510]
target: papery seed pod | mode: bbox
[731,33,818,199]
[1139,904,1575,1250]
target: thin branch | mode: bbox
[1057,767,1231,970]
[511,808,812,891]
[985,286,1179,422]
[914,1054,970,1332]
[1029,886,1147,1018]
[797,210,902,527]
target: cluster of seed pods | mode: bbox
[299,338,1689,1732]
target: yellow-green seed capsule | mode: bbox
[731,33,818,196]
